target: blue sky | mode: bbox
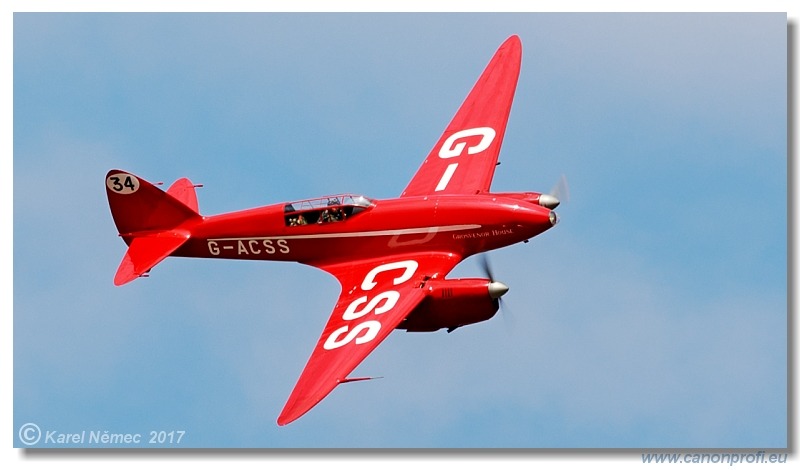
[11,12,787,450]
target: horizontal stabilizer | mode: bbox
[114,230,190,286]
[166,177,201,213]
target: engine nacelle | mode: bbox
[397,278,505,332]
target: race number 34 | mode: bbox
[106,173,140,194]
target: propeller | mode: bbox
[479,254,514,331]
[538,174,570,210]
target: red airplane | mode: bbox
[105,35,561,425]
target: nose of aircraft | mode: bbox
[517,202,557,227]
[510,202,558,241]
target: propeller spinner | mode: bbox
[480,254,509,300]
[538,174,570,210]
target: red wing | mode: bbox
[277,252,462,425]
[401,35,521,197]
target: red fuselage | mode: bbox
[172,192,556,266]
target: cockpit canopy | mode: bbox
[284,194,373,226]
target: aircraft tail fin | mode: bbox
[105,170,201,285]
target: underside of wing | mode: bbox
[401,35,522,197]
[277,252,461,425]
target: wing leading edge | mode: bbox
[401,35,522,197]
[278,252,462,425]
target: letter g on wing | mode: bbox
[438,127,496,159]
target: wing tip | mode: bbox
[276,407,305,427]
[276,416,291,427]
